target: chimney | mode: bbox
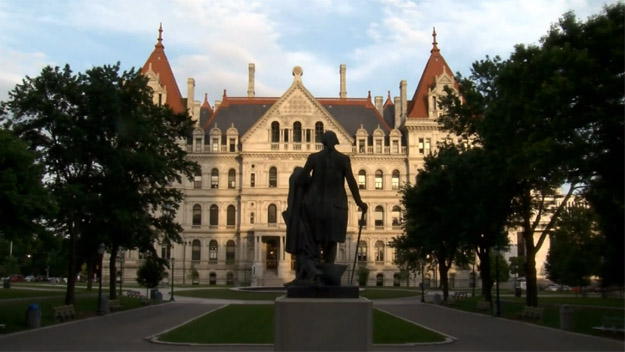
[375,96,383,115]
[400,80,407,120]
[394,96,401,128]
[339,64,346,99]
[187,78,196,122]
[215,100,221,111]
[247,63,255,98]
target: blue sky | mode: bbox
[0,0,615,106]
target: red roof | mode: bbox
[140,24,186,114]
[406,28,458,119]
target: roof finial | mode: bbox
[156,23,164,49]
[431,26,439,53]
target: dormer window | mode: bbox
[212,137,219,152]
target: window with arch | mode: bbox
[228,169,236,189]
[271,121,280,143]
[357,241,367,262]
[161,239,171,260]
[358,170,366,189]
[226,240,236,263]
[209,205,219,227]
[208,240,218,262]
[375,240,385,262]
[314,122,324,142]
[374,206,384,228]
[211,168,219,189]
[357,206,366,228]
[209,272,217,285]
[376,273,384,286]
[392,206,402,227]
[194,169,202,189]
[269,167,277,187]
[293,122,302,143]
[192,204,201,226]
[268,204,277,225]
[227,205,236,227]
[192,239,201,261]
[391,170,400,190]
[226,272,234,285]
[375,170,383,190]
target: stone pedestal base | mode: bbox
[274,296,372,351]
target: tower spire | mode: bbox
[156,23,164,49]
[431,26,439,53]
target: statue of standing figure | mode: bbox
[284,131,367,286]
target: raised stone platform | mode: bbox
[286,285,359,298]
[274,296,372,351]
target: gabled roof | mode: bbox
[406,28,457,119]
[140,24,186,114]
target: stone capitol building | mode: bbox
[113,25,501,288]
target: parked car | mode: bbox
[24,275,35,282]
[9,274,25,282]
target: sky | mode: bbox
[0,0,616,107]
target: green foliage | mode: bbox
[188,263,199,283]
[545,206,603,287]
[508,256,526,277]
[490,253,510,283]
[136,257,165,289]
[357,265,370,286]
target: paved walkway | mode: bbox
[0,292,622,351]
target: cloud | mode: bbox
[0,51,53,102]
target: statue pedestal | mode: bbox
[274,296,372,351]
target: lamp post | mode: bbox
[97,243,105,315]
[170,257,175,301]
[118,248,125,297]
[494,247,501,317]
[471,251,476,297]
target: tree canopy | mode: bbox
[1,63,198,303]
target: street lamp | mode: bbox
[97,243,105,315]
[420,257,426,303]
[494,247,501,317]
[170,257,175,301]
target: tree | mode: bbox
[490,252,510,283]
[438,4,624,306]
[0,128,51,240]
[545,205,603,288]
[2,63,198,303]
[136,256,165,290]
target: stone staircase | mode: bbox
[262,270,285,287]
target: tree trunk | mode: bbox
[64,218,78,305]
[478,247,492,302]
[86,257,94,291]
[108,246,118,299]
[439,261,450,301]
[524,236,539,307]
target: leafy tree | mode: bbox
[357,265,370,287]
[438,4,624,306]
[0,128,51,240]
[545,205,603,288]
[508,256,526,278]
[136,256,165,289]
[490,252,510,283]
[2,63,198,303]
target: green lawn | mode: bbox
[450,294,624,338]
[157,304,447,344]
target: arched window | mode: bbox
[228,169,236,189]
[392,206,402,227]
[271,121,280,143]
[192,239,201,261]
[376,273,384,286]
[375,170,383,190]
[293,122,302,143]
[268,204,277,225]
[358,170,366,189]
[226,272,234,285]
[161,239,171,260]
[392,170,400,190]
[374,206,384,228]
[269,167,277,187]
[209,240,218,262]
[357,206,366,228]
[226,240,236,263]
[209,272,217,285]
[357,241,367,262]
[211,168,219,189]
[194,169,202,189]
[209,205,219,227]
[227,205,236,227]
[375,240,385,262]
[192,204,201,226]
[314,122,324,142]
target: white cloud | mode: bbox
[0,51,53,102]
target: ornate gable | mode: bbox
[241,66,353,152]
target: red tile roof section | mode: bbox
[141,24,186,114]
[201,93,214,114]
[383,90,393,108]
[406,28,458,119]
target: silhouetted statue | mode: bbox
[303,130,367,266]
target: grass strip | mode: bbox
[157,304,446,344]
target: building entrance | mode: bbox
[266,238,278,271]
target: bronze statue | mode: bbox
[284,130,367,286]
